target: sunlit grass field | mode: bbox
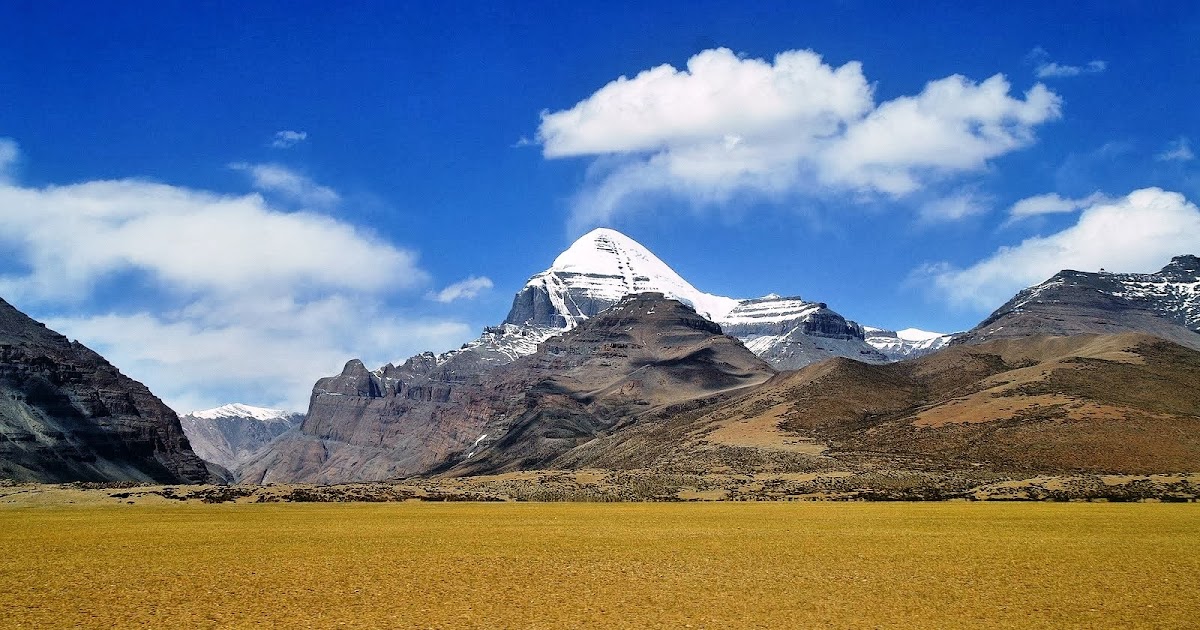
[2,502,1196,628]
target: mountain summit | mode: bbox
[496,227,921,368]
[505,228,739,327]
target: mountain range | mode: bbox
[1,227,1197,485]
[230,231,1199,483]
[491,228,950,368]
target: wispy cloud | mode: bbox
[1157,137,1195,162]
[428,276,494,303]
[919,188,1200,310]
[537,47,1061,230]
[0,137,18,182]
[270,130,308,149]
[919,191,991,223]
[229,162,340,208]
[1027,47,1106,79]
[1005,191,1110,223]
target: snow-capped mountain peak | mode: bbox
[188,403,294,422]
[507,227,739,327]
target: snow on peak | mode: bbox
[189,403,294,421]
[532,227,740,322]
[895,328,948,342]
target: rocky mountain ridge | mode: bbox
[560,332,1200,475]
[239,294,773,483]
[0,298,214,483]
[957,255,1200,350]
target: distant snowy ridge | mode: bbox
[188,403,296,422]
[863,327,956,361]
[180,403,305,471]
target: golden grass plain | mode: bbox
[1,502,1197,628]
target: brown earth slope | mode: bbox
[554,333,1200,475]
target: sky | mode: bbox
[1,1,1198,412]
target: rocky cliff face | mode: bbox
[237,332,515,483]
[239,294,774,483]
[0,298,214,483]
[956,255,1200,350]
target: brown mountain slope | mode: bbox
[552,333,1200,475]
[448,293,774,475]
[239,294,774,483]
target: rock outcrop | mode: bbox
[722,296,887,368]
[0,298,214,483]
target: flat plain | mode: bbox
[1,502,1197,628]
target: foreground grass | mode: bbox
[1,503,1196,628]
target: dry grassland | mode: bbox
[1,502,1196,628]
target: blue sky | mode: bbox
[1,1,1198,411]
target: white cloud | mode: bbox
[1157,137,1195,162]
[920,192,990,223]
[821,75,1060,195]
[229,162,340,207]
[0,178,419,302]
[1028,47,1106,78]
[429,276,494,303]
[540,48,871,158]
[923,188,1200,310]
[537,47,1061,228]
[1006,191,1110,221]
[270,130,308,149]
[0,167,469,412]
